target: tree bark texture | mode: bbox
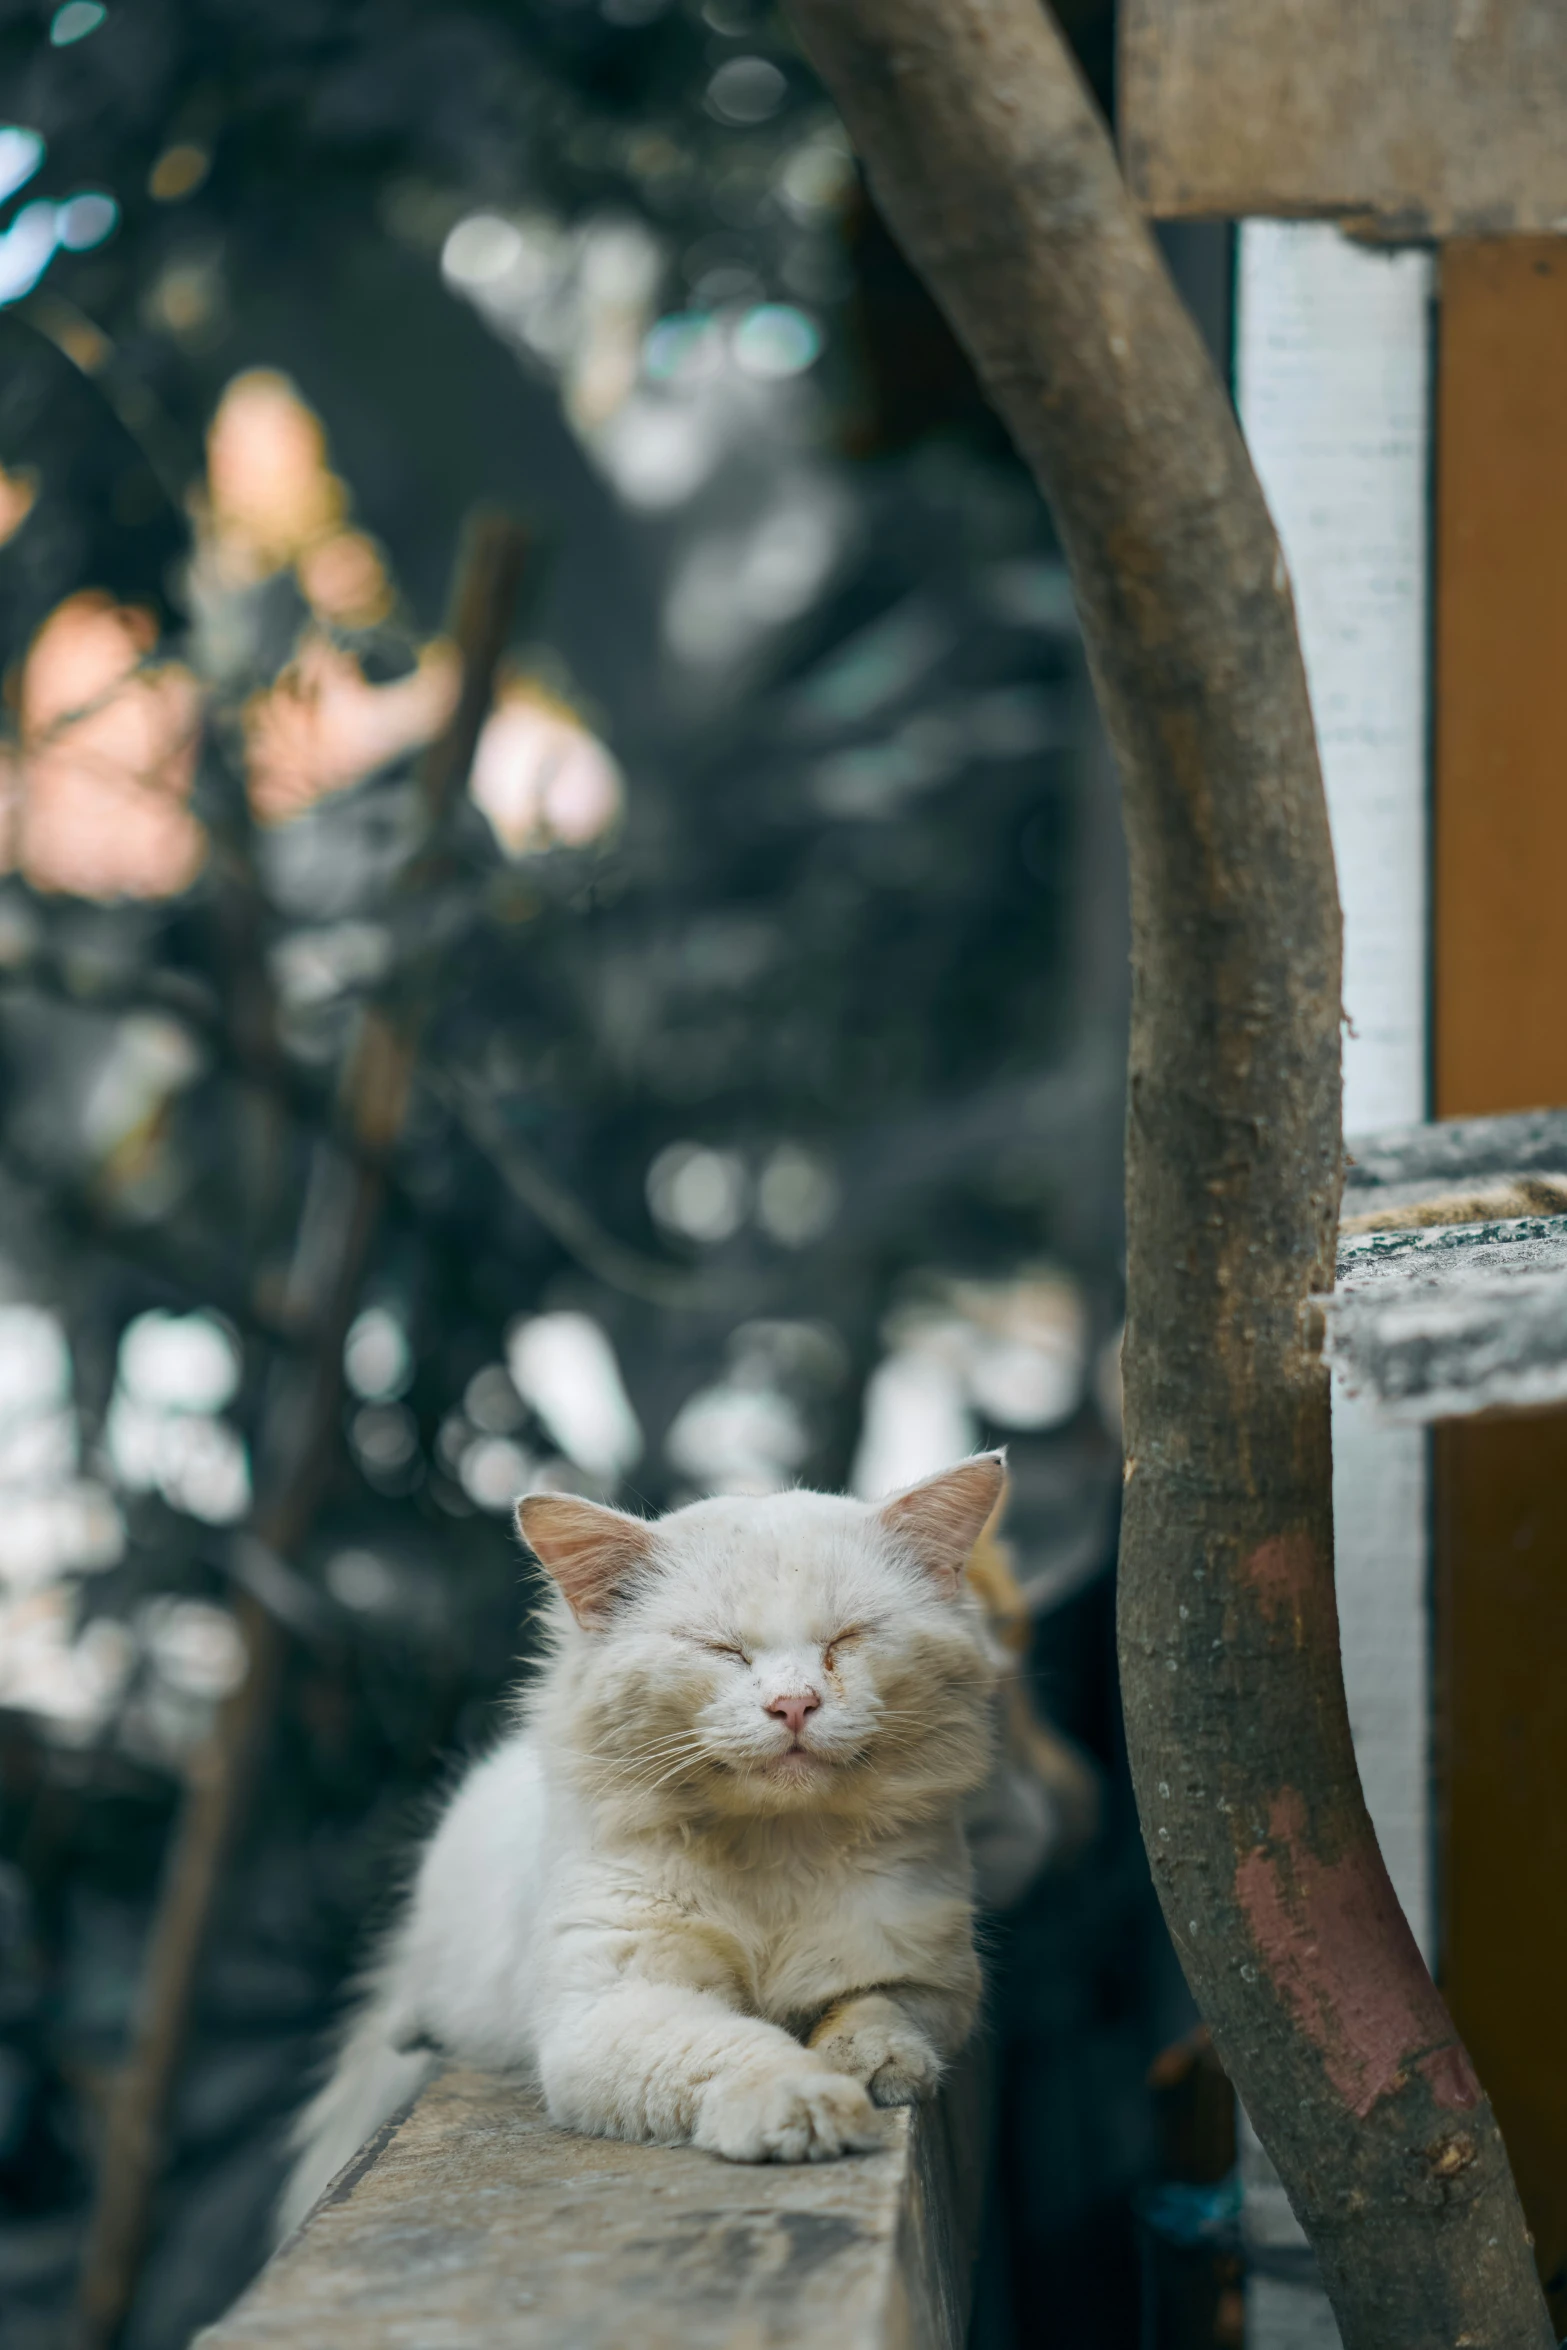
[782,4,1553,2343]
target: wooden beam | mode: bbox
[1435,235,1567,2335]
[1121,1,1567,236]
[193,2064,987,2350]
[1439,1425,1567,2330]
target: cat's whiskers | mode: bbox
[614,1754,723,1807]
[613,1747,702,1776]
[591,1725,707,1766]
[621,1744,708,1782]
[613,1730,708,1759]
[605,1734,715,1796]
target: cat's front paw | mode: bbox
[695,2061,882,2163]
[810,2007,943,2108]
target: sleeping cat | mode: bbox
[279,1452,1005,2233]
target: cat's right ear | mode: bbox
[515,1494,655,1627]
[877,1450,1008,1594]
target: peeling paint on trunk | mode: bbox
[1419,2043,1481,2114]
[1235,1788,1465,2118]
[1242,1531,1317,1629]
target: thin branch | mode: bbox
[70,514,533,2350]
[434,1067,755,1313]
[0,1133,283,1345]
[10,296,199,520]
[409,510,534,858]
[0,955,739,1318]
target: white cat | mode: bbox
[279,1452,1006,2235]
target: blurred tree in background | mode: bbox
[0,4,1201,2346]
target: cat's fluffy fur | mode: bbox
[279,1454,1005,2234]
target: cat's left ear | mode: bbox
[516,1493,655,1627]
[877,1450,1007,1595]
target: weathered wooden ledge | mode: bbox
[1328,1108,1567,1422]
[1343,1106,1567,1193]
[196,2061,987,2350]
[1330,1213,1567,1422]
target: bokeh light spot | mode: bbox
[0,463,37,547]
[326,1549,397,1613]
[646,1142,749,1244]
[776,131,855,221]
[245,635,458,824]
[756,1144,839,1247]
[442,213,525,288]
[296,530,393,627]
[0,126,45,206]
[641,310,722,386]
[0,592,204,901]
[343,1308,413,1403]
[731,303,820,379]
[204,370,346,577]
[55,192,117,250]
[705,57,786,125]
[0,1306,72,1425]
[469,682,624,859]
[49,0,105,44]
[148,144,210,203]
[119,1311,241,1414]
[0,201,61,305]
[459,1435,533,1512]
[506,1313,641,1483]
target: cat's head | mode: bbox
[516,1456,1004,1828]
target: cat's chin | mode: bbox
[756,1757,850,1804]
[726,1746,839,1808]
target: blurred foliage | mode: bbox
[0,5,1145,2348]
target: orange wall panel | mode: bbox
[1437,236,1567,2327]
[1437,240,1567,1119]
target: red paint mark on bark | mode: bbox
[1419,2042,1481,2112]
[1234,1788,1470,2119]
[1242,1532,1316,1626]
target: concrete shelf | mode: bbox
[196,2062,986,2350]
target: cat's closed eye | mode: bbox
[702,1639,751,1665]
[823,1625,871,1670]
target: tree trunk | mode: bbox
[781,3,1553,2342]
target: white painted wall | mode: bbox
[1236,222,1432,1142]
[1234,220,1435,2350]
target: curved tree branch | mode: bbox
[782,3,1552,2342]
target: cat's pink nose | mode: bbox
[765,1690,821,1737]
